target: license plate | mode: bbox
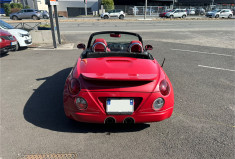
[11,41,17,45]
[106,98,134,114]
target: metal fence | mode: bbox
[115,5,170,16]
[115,4,234,16]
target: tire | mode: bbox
[32,15,39,20]
[12,16,18,20]
[228,14,232,18]
[170,15,173,19]
[13,42,19,51]
[182,15,186,19]
[215,14,219,18]
[43,15,48,19]
[104,15,109,19]
[119,15,124,19]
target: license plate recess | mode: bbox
[106,98,134,115]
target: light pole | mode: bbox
[144,0,147,19]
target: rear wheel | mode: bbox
[32,15,39,20]
[12,16,18,20]
[119,15,124,19]
[104,15,109,19]
[228,14,232,18]
[43,15,48,19]
[182,15,186,18]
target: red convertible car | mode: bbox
[63,31,174,124]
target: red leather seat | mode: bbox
[129,41,143,53]
[92,39,110,52]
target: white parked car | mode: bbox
[165,9,187,18]
[187,9,195,15]
[206,9,233,18]
[101,9,125,19]
[0,20,32,50]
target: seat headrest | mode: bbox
[92,39,108,52]
[129,40,143,53]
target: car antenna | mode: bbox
[161,58,165,67]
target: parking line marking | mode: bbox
[171,48,234,57]
[198,65,235,72]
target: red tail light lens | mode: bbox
[68,79,80,95]
[159,79,170,96]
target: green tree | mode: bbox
[10,3,18,9]
[16,3,23,9]
[24,5,30,9]
[3,3,11,16]
[101,0,114,11]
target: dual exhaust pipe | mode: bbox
[105,117,135,124]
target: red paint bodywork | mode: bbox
[63,32,174,124]
[0,30,17,54]
[159,10,172,17]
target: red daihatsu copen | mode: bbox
[63,31,174,124]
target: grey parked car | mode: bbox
[10,9,42,20]
[39,10,49,19]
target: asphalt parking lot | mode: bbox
[1,20,235,159]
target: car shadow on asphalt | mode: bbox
[23,68,150,133]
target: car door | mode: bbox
[26,9,34,19]
[114,9,120,17]
[109,10,115,17]
[173,10,180,17]
[219,10,225,17]
[17,10,25,19]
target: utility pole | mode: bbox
[84,0,87,16]
[45,0,60,48]
[144,0,147,19]
[48,4,57,48]
[172,0,175,9]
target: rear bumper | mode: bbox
[64,89,174,123]
[65,107,173,123]
[0,45,16,54]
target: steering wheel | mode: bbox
[92,42,107,52]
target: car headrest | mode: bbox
[92,39,108,52]
[129,40,143,53]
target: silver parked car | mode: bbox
[39,10,49,19]
[101,9,125,19]
[206,9,233,18]
[165,9,187,18]
[10,9,42,20]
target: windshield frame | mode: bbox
[0,20,14,29]
[87,31,143,49]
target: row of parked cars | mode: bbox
[10,9,49,20]
[159,9,233,19]
[0,20,32,55]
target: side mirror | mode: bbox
[145,45,153,51]
[77,43,86,50]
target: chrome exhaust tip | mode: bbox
[105,117,116,124]
[123,117,135,124]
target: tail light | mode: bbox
[68,78,80,95]
[159,79,170,96]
